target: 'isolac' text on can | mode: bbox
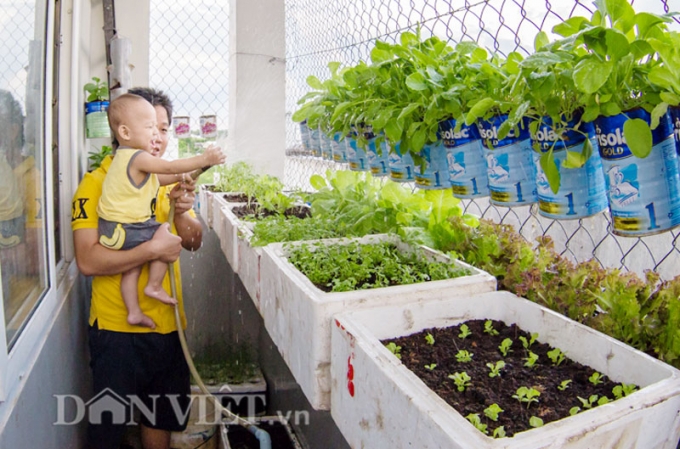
[530,115,608,219]
[439,119,489,199]
[415,141,452,189]
[365,130,389,177]
[387,140,415,182]
[299,120,311,153]
[346,129,368,172]
[309,125,322,157]
[668,106,680,174]
[331,131,347,162]
[477,115,537,206]
[595,108,680,236]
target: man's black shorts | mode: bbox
[87,323,191,448]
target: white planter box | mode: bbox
[211,200,244,273]
[330,291,680,449]
[236,223,262,312]
[259,234,497,410]
[198,184,214,228]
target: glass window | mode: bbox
[0,0,49,347]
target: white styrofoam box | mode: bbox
[198,184,214,228]
[212,201,244,273]
[236,222,263,312]
[259,234,497,410]
[330,291,680,449]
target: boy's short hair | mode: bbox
[107,93,148,139]
[128,87,173,123]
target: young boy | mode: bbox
[98,93,225,328]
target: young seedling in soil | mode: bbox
[465,413,488,434]
[425,333,435,345]
[456,350,473,363]
[513,386,540,408]
[612,383,637,399]
[458,324,472,339]
[519,333,538,349]
[484,320,499,336]
[557,379,572,391]
[385,342,401,359]
[577,394,599,409]
[499,338,513,356]
[484,403,504,422]
[523,351,539,368]
[487,360,506,378]
[424,363,437,371]
[547,348,566,366]
[589,372,605,385]
[493,427,506,438]
[529,416,544,428]
[448,372,471,391]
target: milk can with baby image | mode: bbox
[387,140,415,182]
[439,119,489,199]
[414,140,451,190]
[595,109,680,236]
[346,126,368,171]
[364,128,389,177]
[331,131,347,162]
[530,116,608,219]
[477,115,537,206]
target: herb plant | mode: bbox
[425,333,435,345]
[547,348,566,366]
[385,342,402,359]
[484,403,504,422]
[456,350,473,363]
[465,413,488,434]
[84,76,109,102]
[458,324,471,339]
[498,338,513,357]
[487,360,505,378]
[512,386,540,408]
[484,320,499,336]
[449,372,471,392]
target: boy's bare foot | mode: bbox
[128,312,156,329]
[144,285,178,305]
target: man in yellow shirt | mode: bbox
[72,87,202,449]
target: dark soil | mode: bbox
[225,421,297,449]
[384,319,637,438]
[221,193,255,203]
[232,204,311,220]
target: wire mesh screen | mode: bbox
[149,0,229,158]
[285,0,680,281]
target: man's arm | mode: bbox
[168,179,203,251]
[73,223,182,276]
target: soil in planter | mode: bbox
[232,203,311,220]
[221,193,255,203]
[384,319,638,438]
[224,421,297,449]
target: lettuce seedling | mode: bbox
[557,379,572,391]
[385,342,402,359]
[529,416,544,428]
[424,363,437,371]
[456,350,474,363]
[484,403,504,422]
[499,338,513,357]
[425,333,435,345]
[589,372,605,385]
[466,413,488,434]
[484,320,499,336]
[612,383,638,399]
[519,332,539,349]
[458,324,472,339]
[448,372,471,392]
[547,348,566,366]
[513,386,540,408]
[487,360,506,378]
[524,351,539,368]
[493,426,506,438]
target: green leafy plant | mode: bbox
[465,413,488,434]
[84,76,109,102]
[558,379,572,391]
[570,406,581,416]
[612,383,638,399]
[385,342,402,359]
[455,350,473,363]
[425,333,435,345]
[523,351,539,368]
[493,426,506,438]
[547,348,566,366]
[487,360,506,378]
[589,372,605,386]
[529,416,544,428]
[484,320,499,336]
[458,324,472,339]
[498,338,513,357]
[484,403,504,422]
[448,371,471,392]
[88,144,112,171]
[512,386,540,408]
[519,332,538,349]
[424,363,437,371]
[577,394,599,409]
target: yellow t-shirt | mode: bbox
[97,148,160,224]
[14,156,41,228]
[0,153,23,221]
[71,155,190,333]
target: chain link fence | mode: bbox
[149,0,229,159]
[285,0,680,281]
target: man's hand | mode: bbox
[151,223,183,263]
[170,177,197,216]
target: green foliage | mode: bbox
[558,379,572,391]
[612,383,638,399]
[577,394,599,409]
[385,342,402,359]
[512,386,540,408]
[424,363,437,371]
[88,144,112,171]
[523,351,539,368]
[465,413,488,434]
[425,333,435,345]
[498,338,513,357]
[455,350,473,363]
[547,348,566,366]
[251,216,345,247]
[487,360,505,378]
[458,324,471,339]
[484,320,499,336]
[589,372,605,385]
[286,240,471,293]
[529,416,544,428]
[449,371,471,392]
[84,76,109,102]
[483,403,504,422]
[519,332,538,349]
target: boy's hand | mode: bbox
[203,144,227,167]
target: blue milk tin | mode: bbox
[415,141,452,189]
[439,119,489,199]
[669,106,680,174]
[299,121,311,153]
[85,101,111,138]
[595,109,680,236]
[366,135,390,177]
[387,141,415,182]
[346,134,368,171]
[309,125,322,157]
[331,132,347,162]
[477,115,537,206]
[530,117,608,219]
[320,131,333,160]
